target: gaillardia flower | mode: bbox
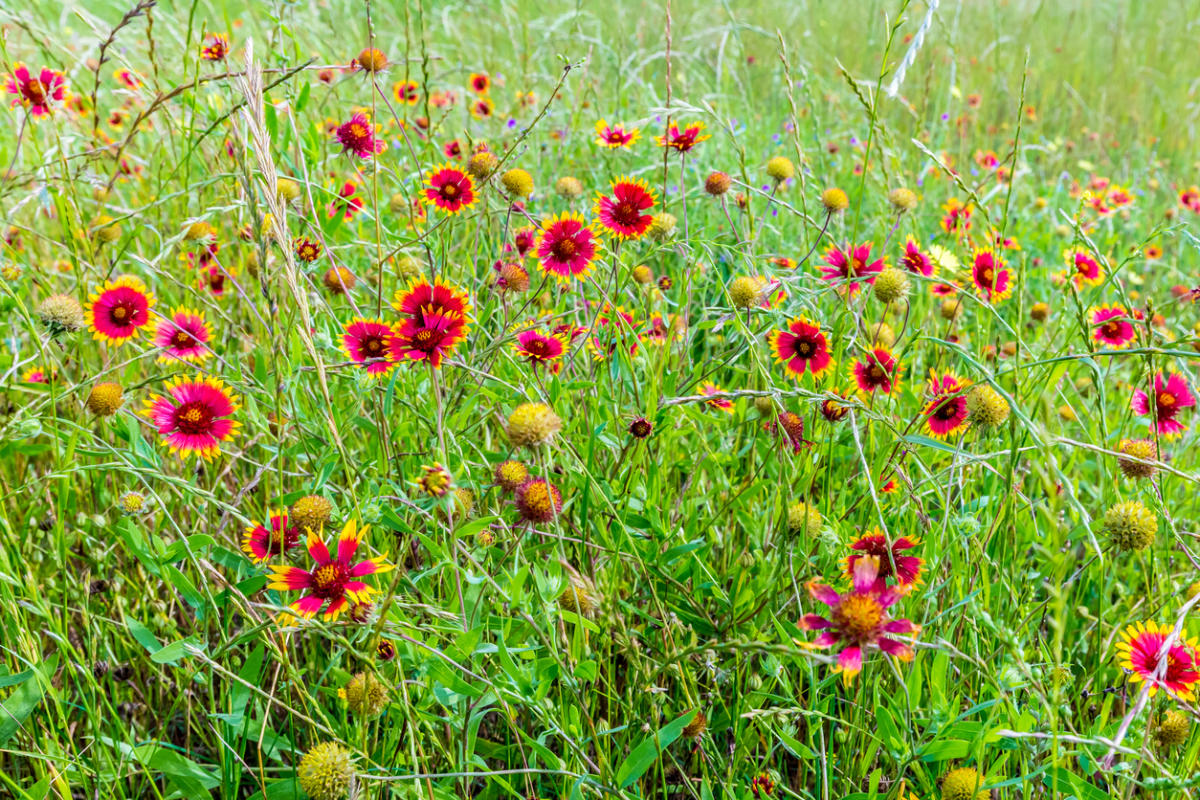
[699,382,734,413]
[899,235,936,277]
[336,112,385,159]
[655,121,710,153]
[535,212,598,281]
[86,275,156,345]
[1115,621,1200,700]
[844,530,923,591]
[268,519,392,620]
[144,376,240,459]
[594,177,657,239]
[768,316,833,379]
[5,64,66,117]
[799,556,919,684]
[594,120,639,149]
[1088,305,1138,349]
[1131,372,1195,437]
[341,318,396,376]
[242,511,300,563]
[852,347,900,395]
[969,248,1012,303]
[1062,247,1104,288]
[819,243,885,296]
[422,163,476,215]
[922,371,972,438]
[389,279,472,368]
[513,329,567,369]
[152,307,212,363]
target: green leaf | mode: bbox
[151,636,204,665]
[615,709,697,789]
[0,655,57,745]
[126,617,162,654]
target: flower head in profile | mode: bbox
[852,347,900,395]
[5,64,66,117]
[922,370,971,438]
[200,34,229,61]
[336,112,386,159]
[1061,247,1104,288]
[86,275,156,346]
[844,530,923,591]
[144,376,240,459]
[969,248,1012,304]
[594,177,657,239]
[655,121,710,153]
[242,511,300,563]
[819,242,885,297]
[268,519,392,620]
[21,366,53,384]
[799,556,919,684]
[899,235,936,277]
[389,278,472,368]
[768,316,833,380]
[535,212,598,281]
[594,120,639,149]
[513,328,568,370]
[1088,305,1139,350]
[153,307,212,364]
[423,163,476,215]
[341,318,397,377]
[698,382,734,413]
[1132,372,1195,437]
[1115,621,1200,700]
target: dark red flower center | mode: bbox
[441,182,459,199]
[551,237,578,260]
[612,199,641,227]
[794,338,815,358]
[311,561,349,598]
[22,78,47,106]
[412,328,443,351]
[109,301,139,327]
[1159,391,1177,409]
[364,336,384,354]
[525,339,550,356]
[172,330,197,348]
[1102,321,1122,339]
[174,401,214,435]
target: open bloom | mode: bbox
[852,347,900,395]
[535,212,598,281]
[242,511,300,563]
[940,198,972,235]
[655,121,710,153]
[799,556,919,684]
[922,370,971,438]
[845,531,923,591]
[389,279,471,367]
[513,328,567,369]
[899,236,936,277]
[268,519,393,620]
[1062,247,1104,288]
[5,64,66,117]
[594,120,639,149]
[336,112,385,159]
[1089,305,1138,349]
[342,318,397,376]
[594,177,657,239]
[153,307,212,363]
[144,376,240,459]
[393,80,419,105]
[768,316,834,379]
[1115,621,1200,700]
[86,275,156,345]
[820,243,885,296]
[1132,372,1195,437]
[423,163,476,214]
[970,248,1012,303]
[698,382,734,413]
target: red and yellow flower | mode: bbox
[922,371,971,439]
[819,242,885,297]
[342,318,397,376]
[389,279,472,368]
[422,164,476,215]
[1115,621,1200,700]
[86,275,156,346]
[852,347,900,395]
[1061,247,1104,288]
[969,248,1012,304]
[268,519,393,620]
[144,376,240,459]
[1088,305,1138,350]
[535,212,598,282]
[594,120,639,149]
[152,307,212,364]
[1131,372,1195,437]
[844,531,923,591]
[655,121,710,153]
[5,63,66,117]
[767,316,833,379]
[594,177,657,239]
[242,511,300,563]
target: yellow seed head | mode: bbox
[343,672,388,717]
[467,151,499,181]
[1103,500,1156,552]
[873,267,911,304]
[966,385,1010,428]
[941,767,988,800]
[821,187,849,213]
[297,741,355,800]
[290,495,332,535]
[888,187,919,212]
[86,382,124,417]
[729,276,763,309]
[500,168,534,198]
[766,156,795,183]
[506,403,562,448]
[787,502,822,537]
[555,176,584,199]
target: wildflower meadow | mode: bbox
[3,0,1200,797]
